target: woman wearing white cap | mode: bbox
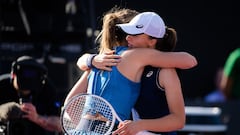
[65,8,197,135]
[113,12,185,135]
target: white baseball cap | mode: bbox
[116,12,166,38]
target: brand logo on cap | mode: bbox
[136,24,144,29]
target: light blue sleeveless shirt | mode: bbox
[87,46,141,120]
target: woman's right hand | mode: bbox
[92,51,121,71]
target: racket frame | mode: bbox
[61,93,122,135]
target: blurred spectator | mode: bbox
[0,56,62,135]
[220,48,240,100]
[204,68,226,103]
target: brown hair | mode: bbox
[98,7,139,53]
[155,27,177,52]
[97,7,177,53]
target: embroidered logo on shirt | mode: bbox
[146,71,153,77]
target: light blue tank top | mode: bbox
[87,46,141,120]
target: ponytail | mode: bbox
[155,27,177,52]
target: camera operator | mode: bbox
[0,56,62,135]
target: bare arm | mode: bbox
[113,69,185,134]
[136,69,185,133]
[77,48,196,73]
[127,48,197,69]
[150,68,185,131]
[36,115,62,132]
[108,48,197,83]
[21,103,62,132]
[64,70,90,105]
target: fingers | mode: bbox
[20,103,35,114]
[100,66,112,71]
[112,128,126,135]
[112,129,128,135]
[20,103,38,121]
[93,54,121,70]
[105,54,121,60]
[104,56,121,66]
[106,59,121,65]
[21,105,31,115]
[112,121,130,135]
[102,50,121,59]
[103,59,120,71]
[104,50,115,55]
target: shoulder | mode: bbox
[121,48,158,62]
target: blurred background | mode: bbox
[0,0,240,134]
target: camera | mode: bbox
[11,56,48,94]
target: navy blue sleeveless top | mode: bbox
[134,66,177,135]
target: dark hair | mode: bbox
[98,7,139,53]
[155,27,177,52]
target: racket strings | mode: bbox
[63,96,86,131]
[88,97,114,134]
[62,95,116,135]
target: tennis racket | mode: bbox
[61,93,159,135]
[61,93,122,135]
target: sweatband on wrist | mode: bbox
[86,54,97,68]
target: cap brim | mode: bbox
[117,24,143,35]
